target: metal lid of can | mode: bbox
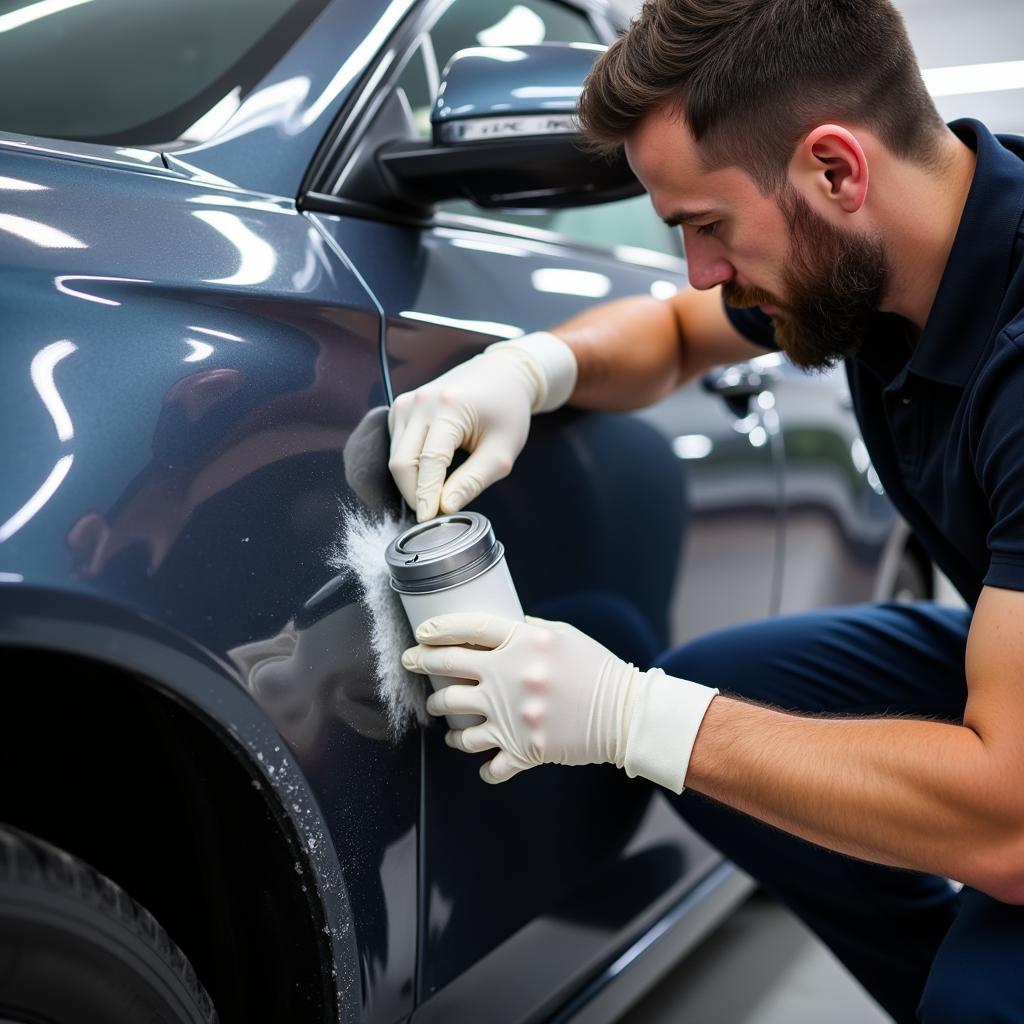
[385,512,503,594]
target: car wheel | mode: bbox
[0,826,217,1023]
[890,548,931,603]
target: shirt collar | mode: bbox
[906,118,1024,388]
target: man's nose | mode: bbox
[683,240,734,291]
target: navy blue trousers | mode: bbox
[651,599,1024,1024]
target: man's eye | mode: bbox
[696,221,721,237]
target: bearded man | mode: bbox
[389,3,1024,1020]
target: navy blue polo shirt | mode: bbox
[725,119,1024,610]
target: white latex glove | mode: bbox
[400,612,719,791]
[387,332,577,522]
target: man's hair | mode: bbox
[577,0,946,192]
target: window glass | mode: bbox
[0,0,329,145]
[394,40,436,141]
[440,194,683,258]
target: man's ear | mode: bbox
[791,124,868,214]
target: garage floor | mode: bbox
[619,892,893,1024]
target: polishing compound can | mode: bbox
[385,511,524,731]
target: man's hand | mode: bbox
[387,333,577,521]
[400,612,718,789]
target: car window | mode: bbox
[439,195,683,258]
[394,38,438,141]
[0,0,330,146]
[391,0,681,259]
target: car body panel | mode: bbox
[0,133,175,176]
[0,582,359,1021]
[0,143,420,1022]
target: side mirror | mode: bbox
[351,43,642,213]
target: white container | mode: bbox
[384,512,523,730]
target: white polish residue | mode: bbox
[327,504,429,739]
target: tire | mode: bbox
[890,548,931,603]
[0,826,217,1024]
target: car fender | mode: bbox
[0,581,361,1020]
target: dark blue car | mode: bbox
[0,1,932,1021]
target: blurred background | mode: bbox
[607,0,1024,133]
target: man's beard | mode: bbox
[722,184,890,372]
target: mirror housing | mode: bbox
[366,43,643,212]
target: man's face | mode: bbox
[625,105,891,371]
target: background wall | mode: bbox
[608,0,1024,134]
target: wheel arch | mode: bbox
[0,583,360,1023]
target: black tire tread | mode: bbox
[0,825,217,1023]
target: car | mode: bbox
[0,1,930,1021]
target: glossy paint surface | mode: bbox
[431,41,606,128]
[0,137,418,1022]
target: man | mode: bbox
[389,1,1024,1019]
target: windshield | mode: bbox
[0,0,332,147]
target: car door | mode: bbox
[304,2,783,1018]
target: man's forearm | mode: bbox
[552,296,683,412]
[686,696,1024,900]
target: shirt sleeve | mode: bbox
[977,333,1024,591]
[722,302,779,351]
